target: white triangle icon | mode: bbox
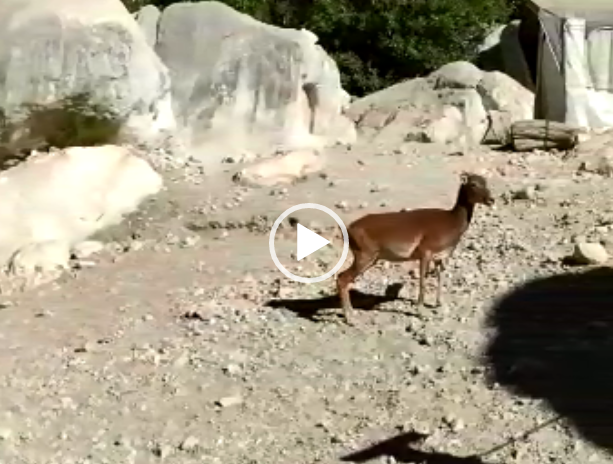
[296,223,330,261]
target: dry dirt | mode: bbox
[1,140,613,464]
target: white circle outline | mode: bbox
[269,203,349,284]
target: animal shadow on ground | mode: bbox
[265,282,416,321]
[340,430,485,463]
[483,266,613,455]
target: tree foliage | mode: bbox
[125,0,515,96]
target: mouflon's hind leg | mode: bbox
[434,244,459,307]
[434,259,446,307]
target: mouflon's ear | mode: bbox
[460,171,469,184]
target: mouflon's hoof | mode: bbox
[339,313,357,327]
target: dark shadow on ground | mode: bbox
[264,282,414,321]
[483,266,613,454]
[340,430,485,463]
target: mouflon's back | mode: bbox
[348,208,466,248]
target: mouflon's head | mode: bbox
[460,172,494,206]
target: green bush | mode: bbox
[0,93,125,169]
[126,0,515,96]
[17,93,124,149]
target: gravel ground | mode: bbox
[1,141,612,464]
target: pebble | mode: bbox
[152,443,173,459]
[335,200,349,211]
[512,186,536,200]
[165,233,180,246]
[129,240,145,252]
[180,235,200,248]
[223,364,242,376]
[72,240,105,259]
[0,427,12,441]
[179,435,200,452]
[216,396,243,408]
[74,341,95,353]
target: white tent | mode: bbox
[524,0,613,129]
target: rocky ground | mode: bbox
[0,138,612,464]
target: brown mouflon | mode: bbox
[336,172,494,325]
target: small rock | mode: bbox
[152,442,173,458]
[113,434,129,447]
[335,200,349,211]
[216,395,243,408]
[165,233,179,246]
[173,352,190,368]
[0,427,12,441]
[512,186,536,200]
[128,240,145,252]
[180,235,200,248]
[71,240,105,259]
[571,242,609,265]
[450,418,465,432]
[74,341,95,353]
[216,230,229,240]
[179,435,199,452]
[223,364,242,376]
[73,259,96,269]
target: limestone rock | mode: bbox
[477,71,534,121]
[349,60,511,147]
[0,0,175,144]
[234,149,323,187]
[430,61,484,90]
[0,145,162,273]
[351,81,488,147]
[71,240,106,259]
[423,106,464,144]
[153,1,355,162]
[437,89,489,144]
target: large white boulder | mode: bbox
[150,1,355,163]
[477,70,534,121]
[348,61,534,148]
[0,145,162,287]
[0,0,175,144]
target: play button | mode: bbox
[296,223,330,260]
[269,203,349,284]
